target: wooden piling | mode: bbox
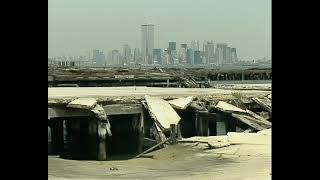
[51,119,64,155]
[170,124,177,144]
[138,113,145,153]
[98,121,107,161]
[177,124,182,140]
[88,120,98,160]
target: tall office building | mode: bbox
[181,44,187,49]
[215,47,224,65]
[163,49,170,65]
[216,43,228,64]
[111,50,120,65]
[178,44,187,64]
[141,24,154,64]
[186,48,194,65]
[92,49,105,66]
[133,47,141,64]
[191,40,200,51]
[231,48,238,63]
[194,50,202,64]
[225,47,232,64]
[122,44,131,65]
[153,49,162,65]
[168,42,177,51]
[203,41,215,64]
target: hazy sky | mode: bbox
[48,0,271,60]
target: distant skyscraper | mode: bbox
[215,47,224,65]
[194,50,201,64]
[122,44,131,65]
[163,48,170,65]
[226,47,232,64]
[231,48,238,63]
[186,48,194,65]
[92,49,105,66]
[217,43,228,64]
[191,40,200,51]
[153,49,162,65]
[141,24,154,64]
[111,50,120,65]
[133,47,141,64]
[203,41,215,64]
[178,44,187,64]
[171,50,178,64]
[168,42,176,51]
[181,44,187,49]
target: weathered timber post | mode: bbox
[98,121,107,161]
[195,111,199,135]
[51,119,64,155]
[197,111,209,136]
[138,112,145,153]
[216,113,227,135]
[177,124,182,140]
[70,119,83,159]
[202,115,209,136]
[170,124,178,144]
[61,120,72,158]
[242,71,245,81]
[88,120,98,160]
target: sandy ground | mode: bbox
[48,131,271,180]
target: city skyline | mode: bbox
[48,0,271,61]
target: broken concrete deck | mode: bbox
[48,86,271,105]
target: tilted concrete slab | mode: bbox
[144,95,181,130]
[168,96,194,109]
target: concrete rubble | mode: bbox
[180,128,271,149]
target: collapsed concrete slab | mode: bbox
[144,95,181,131]
[67,98,97,109]
[180,128,271,149]
[180,136,230,149]
[215,101,246,113]
[227,129,271,145]
[168,96,194,109]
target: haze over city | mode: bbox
[48,0,271,61]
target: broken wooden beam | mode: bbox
[231,113,266,131]
[143,138,157,148]
[102,104,142,115]
[252,97,271,113]
[245,109,272,127]
[134,138,171,158]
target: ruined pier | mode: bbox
[48,86,271,160]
